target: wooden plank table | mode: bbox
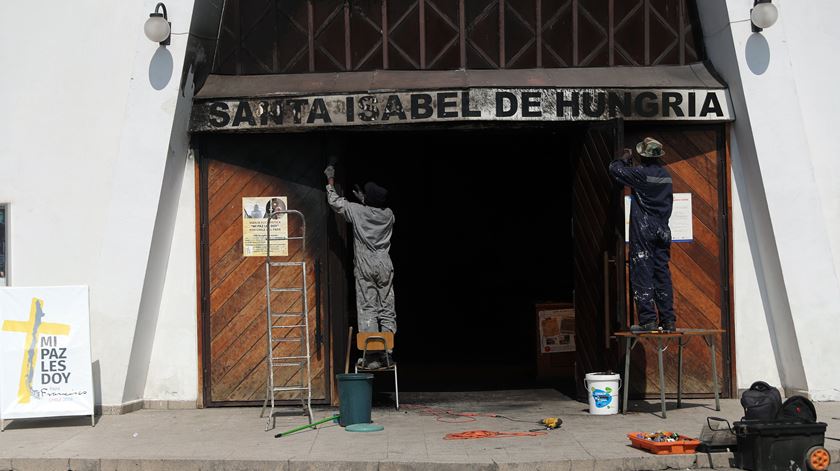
[614,328,724,418]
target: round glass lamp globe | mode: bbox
[144,16,170,43]
[751,3,778,29]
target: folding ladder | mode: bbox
[260,209,314,431]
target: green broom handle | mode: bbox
[275,414,340,438]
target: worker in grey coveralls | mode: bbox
[324,165,396,366]
[609,137,676,333]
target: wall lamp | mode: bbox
[751,0,779,33]
[144,2,171,45]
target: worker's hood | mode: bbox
[364,182,388,208]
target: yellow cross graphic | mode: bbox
[2,298,71,404]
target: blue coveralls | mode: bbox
[608,158,675,326]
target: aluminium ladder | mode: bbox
[260,209,314,431]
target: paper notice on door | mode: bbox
[624,193,693,243]
[242,196,289,257]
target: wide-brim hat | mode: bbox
[636,137,665,158]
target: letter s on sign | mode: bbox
[209,102,231,127]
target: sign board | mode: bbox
[242,196,289,257]
[191,88,732,132]
[0,286,94,427]
[624,193,693,243]
[538,308,576,353]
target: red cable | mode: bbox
[444,430,547,440]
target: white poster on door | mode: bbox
[242,196,289,257]
[0,286,94,421]
[624,193,693,243]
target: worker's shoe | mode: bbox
[659,321,676,333]
[630,322,660,333]
[357,354,387,370]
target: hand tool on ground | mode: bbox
[275,414,340,438]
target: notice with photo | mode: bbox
[538,309,576,353]
[242,196,289,257]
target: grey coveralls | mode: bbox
[608,159,675,326]
[327,185,397,333]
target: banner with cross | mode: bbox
[0,286,94,429]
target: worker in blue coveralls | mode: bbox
[609,137,676,333]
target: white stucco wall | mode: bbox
[0,1,199,408]
[699,0,840,400]
[144,155,197,402]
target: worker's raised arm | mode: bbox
[609,148,646,188]
[325,165,354,223]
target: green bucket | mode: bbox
[336,373,374,427]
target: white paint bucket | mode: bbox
[584,372,621,415]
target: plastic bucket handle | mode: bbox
[584,377,622,391]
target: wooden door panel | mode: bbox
[624,127,730,398]
[202,147,329,405]
[573,121,623,400]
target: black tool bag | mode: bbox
[740,381,782,420]
[777,395,817,422]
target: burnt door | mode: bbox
[573,120,625,399]
[199,134,330,405]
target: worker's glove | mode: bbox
[324,165,335,179]
[352,184,365,204]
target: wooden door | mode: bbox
[624,126,731,398]
[573,120,625,399]
[199,135,330,405]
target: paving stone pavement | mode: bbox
[1,390,838,470]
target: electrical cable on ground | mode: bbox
[444,430,547,440]
[401,404,558,426]
[402,404,561,439]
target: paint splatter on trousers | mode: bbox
[629,231,675,326]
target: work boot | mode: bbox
[630,322,660,333]
[659,321,676,333]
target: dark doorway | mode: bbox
[336,126,583,393]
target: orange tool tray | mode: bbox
[627,432,701,455]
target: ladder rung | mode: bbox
[273,386,308,392]
[272,355,309,361]
[270,288,303,293]
[272,324,305,329]
[272,338,303,343]
[271,312,304,317]
[273,361,305,367]
[269,261,304,267]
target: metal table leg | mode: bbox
[657,338,667,419]
[622,337,636,414]
[677,338,684,409]
[706,335,721,411]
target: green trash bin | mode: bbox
[336,373,373,427]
